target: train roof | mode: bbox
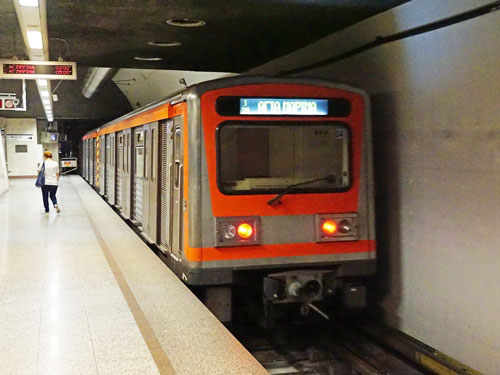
[83,75,366,138]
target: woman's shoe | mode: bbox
[54,204,61,213]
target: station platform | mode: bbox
[0,176,267,375]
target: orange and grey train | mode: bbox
[82,75,375,320]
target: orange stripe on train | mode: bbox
[186,240,375,262]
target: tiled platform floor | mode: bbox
[0,176,267,375]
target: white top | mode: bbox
[39,159,59,186]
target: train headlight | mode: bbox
[339,219,352,234]
[315,213,359,242]
[322,220,337,235]
[237,223,253,239]
[222,224,236,239]
[216,216,260,247]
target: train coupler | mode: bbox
[263,270,337,304]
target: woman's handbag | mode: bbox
[35,162,45,188]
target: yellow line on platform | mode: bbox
[71,178,175,375]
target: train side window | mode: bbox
[126,134,130,172]
[174,126,181,188]
[144,130,148,179]
[151,128,156,181]
[124,134,127,172]
[135,132,144,178]
[118,135,123,170]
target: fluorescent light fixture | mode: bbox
[19,0,39,6]
[27,30,43,49]
[42,99,50,104]
[37,79,48,87]
[40,91,49,97]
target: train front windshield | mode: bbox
[217,122,350,194]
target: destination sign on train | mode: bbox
[240,98,328,116]
[0,60,77,80]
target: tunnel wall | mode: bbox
[250,0,500,372]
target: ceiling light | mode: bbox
[27,30,43,49]
[19,0,38,6]
[40,91,49,97]
[166,18,206,27]
[42,99,50,104]
[147,41,181,47]
[37,79,48,87]
[133,56,163,61]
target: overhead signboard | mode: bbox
[0,60,77,80]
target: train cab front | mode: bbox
[187,80,376,321]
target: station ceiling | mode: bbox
[1,0,408,73]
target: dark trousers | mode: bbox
[41,185,58,212]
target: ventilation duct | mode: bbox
[81,67,118,99]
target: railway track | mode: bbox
[232,315,481,375]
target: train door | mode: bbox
[99,135,105,194]
[87,140,91,182]
[94,138,98,186]
[142,125,151,239]
[122,128,132,218]
[91,138,96,186]
[83,140,87,180]
[132,127,144,227]
[159,119,173,253]
[104,134,110,199]
[170,116,184,258]
[149,121,159,243]
[116,132,124,209]
[142,122,159,243]
[107,133,116,205]
[86,140,91,181]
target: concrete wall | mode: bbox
[0,127,8,194]
[250,1,500,372]
[4,118,42,177]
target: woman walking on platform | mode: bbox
[39,151,61,213]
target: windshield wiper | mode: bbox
[267,175,336,207]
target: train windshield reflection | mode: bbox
[217,122,350,194]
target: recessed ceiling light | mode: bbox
[19,0,38,7]
[134,56,163,61]
[27,30,43,49]
[147,41,181,47]
[37,79,48,87]
[166,18,206,27]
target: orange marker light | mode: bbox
[237,223,253,239]
[322,220,337,235]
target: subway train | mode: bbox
[82,75,375,322]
